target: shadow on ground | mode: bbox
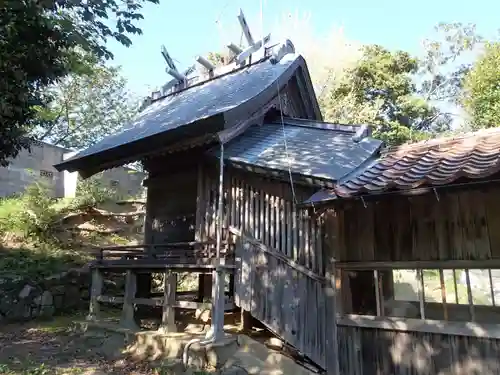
[0,314,155,375]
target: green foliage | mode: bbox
[0,0,158,166]
[462,42,500,129]
[0,177,130,279]
[419,23,482,105]
[32,60,139,149]
[72,174,120,209]
[0,176,118,240]
[0,246,89,280]
[0,361,85,375]
[321,45,440,145]
[0,363,50,375]
[0,182,58,239]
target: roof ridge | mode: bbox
[149,56,272,105]
[277,117,366,134]
[382,127,500,155]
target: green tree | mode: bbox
[0,0,158,165]
[321,45,441,145]
[32,60,138,150]
[419,23,482,105]
[462,42,500,129]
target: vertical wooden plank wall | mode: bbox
[334,187,500,262]
[328,186,500,375]
[337,326,500,375]
[196,165,339,373]
[195,165,325,274]
[234,233,329,369]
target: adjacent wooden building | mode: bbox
[55,36,500,374]
[306,128,500,374]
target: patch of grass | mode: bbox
[0,180,140,281]
[29,310,121,334]
[0,244,90,280]
[0,362,86,375]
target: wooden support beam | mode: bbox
[336,259,500,270]
[325,262,340,375]
[86,268,103,321]
[97,296,234,311]
[417,269,426,319]
[465,269,476,322]
[323,212,340,375]
[198,273,212,302]
[241,309,253,331]
[135,272,151,324]
[121,270,139,330]
[439,269,448,321]
[338,314,500,340]
[374,270,382,316]
[159,271,177,333]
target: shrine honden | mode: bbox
[55,9,500,375]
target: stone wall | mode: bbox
[0,267,124,322]
[0,141,145,198]
[0,268,90,321]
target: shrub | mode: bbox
[71,174,120,209]
[0,181,58,239]
[0,175,121,240]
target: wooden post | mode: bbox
[324,212,340,375]
[86,268,103,321]
[198,273,212,302]
[228,273,235,304]
[417,269,426,319]
[488,269,496,306]
[121,270,139,330]
[439,269,448,320]
[465,269,475,321]
[325,262,340,374]
[374,270,382,316]
[159,270,177,333]
[208,266,226,339]
[135,273,152,323]
[241,309,253,331]
[453,269,460,304]
[195,163,204,242]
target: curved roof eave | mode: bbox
[55,54,319,177]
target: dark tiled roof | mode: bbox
[213,118,382,182]
[306,127,500,203]
[55,54,318,174]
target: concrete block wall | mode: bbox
[0,141,145,199]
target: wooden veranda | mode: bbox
[87,239,236,332]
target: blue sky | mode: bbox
[106,0,499,97]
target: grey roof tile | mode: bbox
[215,119,382,181]
[57,55,303,170]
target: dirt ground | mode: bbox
[0,315,156,375]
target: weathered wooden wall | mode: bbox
[234,231,337,372]
[328,186,500,262]
[196,164,326,273]
[196,164,339,372]
[325,187,500,374]
[338,324,500,375]
[144,151,202,244]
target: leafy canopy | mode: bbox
[32,58,139,150]
[0,0,158,165]
[462,42,500,129]
[320,45,442,145]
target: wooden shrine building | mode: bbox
[55,28,372,372]
[55,11,500,374]
[305,128,500,374]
